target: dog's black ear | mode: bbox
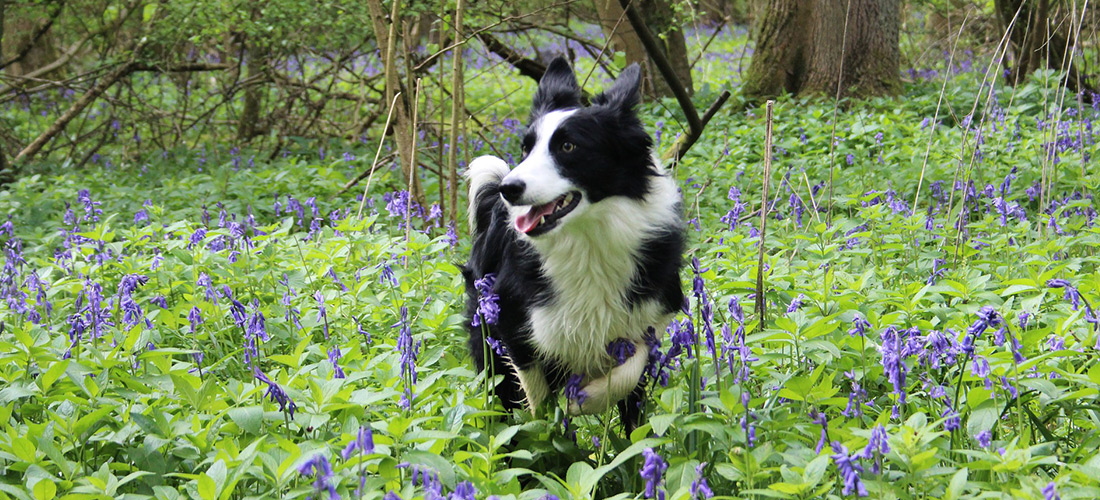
[593,63,642,113]
[531,57,581,120]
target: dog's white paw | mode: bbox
[566,343,649,416]
[567,376,612,415]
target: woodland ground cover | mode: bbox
[1,23,1100,500]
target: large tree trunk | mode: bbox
[237,40,267,142]
[365,0,425,206]
[743,0,900,100]
[995,0,1096,99]
[593,0,693,98]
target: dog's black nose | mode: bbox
[499,179,525,204]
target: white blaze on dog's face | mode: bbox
[499,109,585,236]
[497,58,651,238]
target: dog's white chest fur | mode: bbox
[526,173,680,376]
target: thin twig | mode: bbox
[755,100,775,326]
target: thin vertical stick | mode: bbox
[755,100,774,326]
[447,0,465,230]
[357,93,402,220]
[406,79,422,243]
[438,23,448,225]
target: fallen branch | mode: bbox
[476,32,546,82]
[14,60,135,165]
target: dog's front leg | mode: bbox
[512,363,551,413]
[568,342,648,415]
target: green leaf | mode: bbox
[197,473,217,500]
[228,406,264,434]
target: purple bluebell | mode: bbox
[813,410,829,454]
[314,291,329,339]
[786,293,805,314]
[254,367,297,418]
[297,453,339,500]
[842,371,867,418]
[830,442,868,497]
[880,326,913,417]
[353,316,371,344]
[197,272,217,302]
[451,481,477,500]
[691,462,713,499]
[564,374,587,405]
[848,315,871,337]
[187,227,207,249]
[393,306,419,408]
[328,346,345,379]
[342,426,374,459]
[975,429,992,448]
[188,306,202,333]
[607,338,636,365]
[640,447,668,500]
[471,273,499,327]
[1042,482,1060,500]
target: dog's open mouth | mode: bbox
[515,191,581,235]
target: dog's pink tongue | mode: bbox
[516,202,557,233]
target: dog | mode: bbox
[462,57,685,430]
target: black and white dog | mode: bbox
[462,57,685,429]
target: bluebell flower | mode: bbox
[1042,482,1060,500]
[564,374,587,405]
[314,291,329,339]
[471,273,499,327]
[830,442,868,497]
[393,306,419,408]
[841,371,867,418]
[187,227,207,249]
[297,453,339,500]
[607,339,636,365]
[188,306,202,333]
[640,448,668,500]
[786,293,805,314]
[975,429,992,448]
[691,462,713,499]
[858,424,890,473]
[254,367,297,418]
[341,426,374,459]
[326,268,348,292]
[849,315,871,337]
[813,410,829,454]
[450,481,477,500]
[328,346,345,379]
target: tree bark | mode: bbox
[995,0,1096,99]
[0,0,6,181]
[594,0,693,98]
[366,0,425,207]
[743,0,900,100]
[237,38,267,142]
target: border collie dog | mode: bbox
[462,57,684,429]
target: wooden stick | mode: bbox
[447,0,465,229]
[755,100,774,326]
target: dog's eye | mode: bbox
[561,142,576,153]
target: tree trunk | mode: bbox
[0,0,5,181]
[743,0,900,100]
[593,0,693,98]
[237,39,267,142]
[995,0,1096,99]
[365,0,425,206]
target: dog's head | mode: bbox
[499,57,656,237]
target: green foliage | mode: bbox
[2,17,1100,500]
